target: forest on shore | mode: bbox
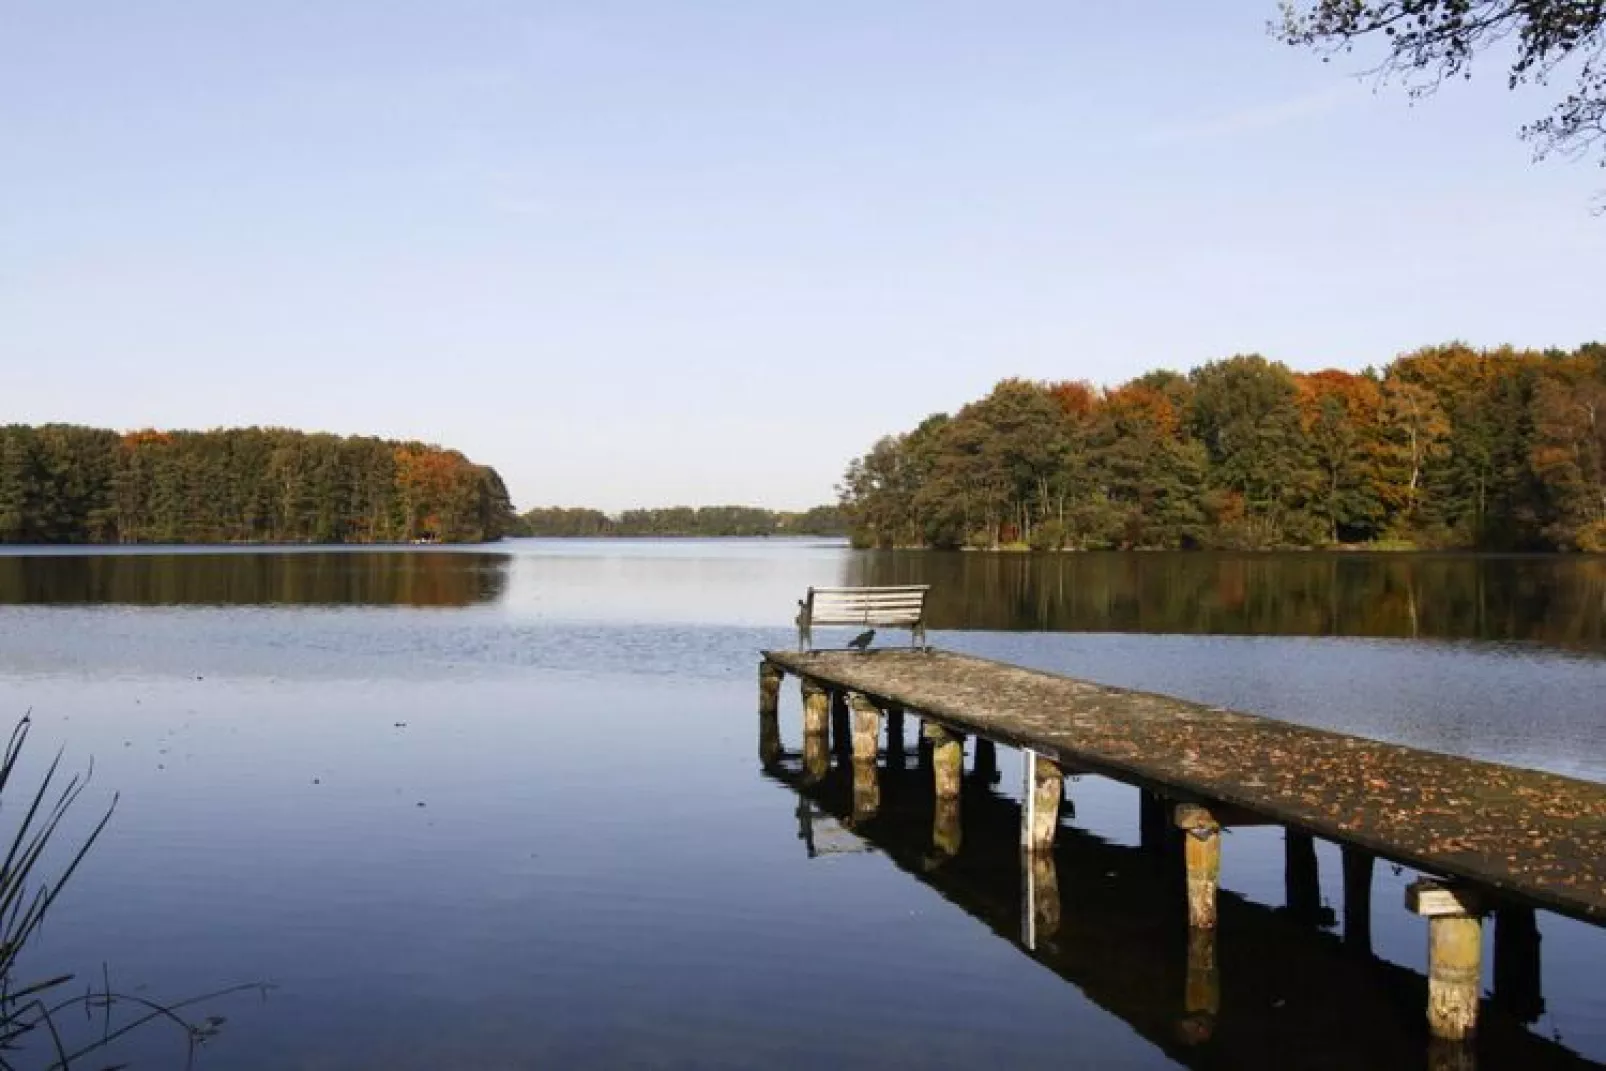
[514,504,844,538]
[0,425,514,544]
[840,343,1606,553]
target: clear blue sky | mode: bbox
[4,2,1602,511]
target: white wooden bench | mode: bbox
[796,585,930,652]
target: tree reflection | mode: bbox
[846,552,1606,650]
[0,551,510,607]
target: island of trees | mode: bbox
[513,504,844,538]
[0,425,513,544]
[839,343,1606,552]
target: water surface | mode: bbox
[1,541,1603,1068]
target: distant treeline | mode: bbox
[0,425,514,544]
[840,343,1606,552]
[514,504,845,538]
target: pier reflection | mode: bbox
[764,755,1597,1071]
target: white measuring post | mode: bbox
[1022,747,1038,949]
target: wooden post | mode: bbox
[830,690,851,758]
[848,694,881,760]
[848,694,881,823]
[852,753,880,823]
[1021,751,1063,854]
[801,681,829,783]
[1140,789,1168,853]
[885,707,906,769]
[1426,1038,1477,1071]
[973,738,998,784]
[1342,846,1375,954]
[1178,927,1219,1045]
[1175,804,1221,930]
[758,662,783,767]
[1493,904,1543,1024]
[926,722,963,801]
[926,722,964,856]
[1285,829,1321,923]
[1406,880,1486,1042]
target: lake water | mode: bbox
[1,541,1603,1069]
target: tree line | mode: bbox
[514,504,845,538]
[0,425,514,544]
[839,343,1606,552]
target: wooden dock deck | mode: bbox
[757,645,1606,1046]
[762,648,1606,923]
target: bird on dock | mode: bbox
[848,628,876,653]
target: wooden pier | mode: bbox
[758,647,1606,1049]
[765,762,1589,1069]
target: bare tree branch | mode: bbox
[1276,1,1606,164]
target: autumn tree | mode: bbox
[0,426,511,545]
[1091,379,1208,548]
[1531,356,1606,548]
[1378,376,1451,526]
[837,342,1606,552]
[1296,370,1389,543]
[1189,355,1321,547]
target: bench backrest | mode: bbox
[798,585,929,650]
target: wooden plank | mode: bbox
[761,648,1606,925]
[810,585,930,594]
[813,604,923,615]
[813,609,925,619]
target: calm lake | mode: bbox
[1,541,1604,1069]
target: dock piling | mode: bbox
[1022,750,1063,854]
[1342,846,1375,954]
[1023,849,1060,949]
[1285,829,1321,923]
[1140,789,1168,854]
[1179,927,1220,1045]
[1407,879,1487,1041]
[848,694,882,821]
[758,662,783,766]
[925,722,965,856]
[830,690,851,759]
[801,680,829,783]
[1493,904,1544,1023]
[1175,804,1222,929]
[849,694,881,760]
[973,738,999,784]
[925,722,964,801]
[885,707,906,769]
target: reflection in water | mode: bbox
[766,754,1599,1070]
[846,552,1606,649]
[0,551,510,607]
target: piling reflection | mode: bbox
[763,756,1599,1070]
[0,551,510,606]
[844,551,1606,650]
